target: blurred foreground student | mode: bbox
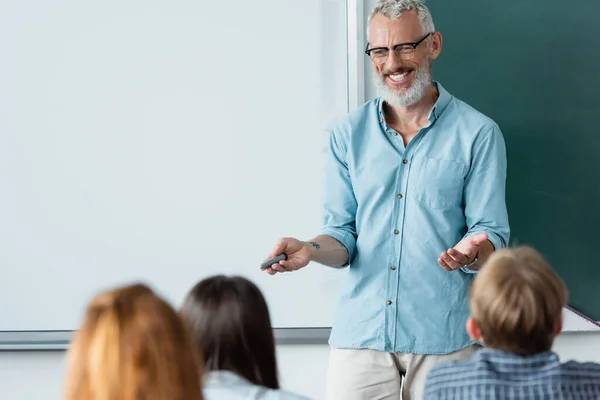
[180,275,311,400]
[423,246,600,399]
[63,283,202,400]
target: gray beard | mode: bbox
[374,67,431,107]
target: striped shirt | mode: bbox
[423,348,600,399]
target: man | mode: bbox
[424,246,600,399]
[263,0,510,398]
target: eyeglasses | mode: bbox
[365,32,432,64]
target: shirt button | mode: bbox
[402,159,408,164]
[397,193,403,199]
[394,132,399,136]
[391,265,396,270]
[394,229,399,234]
[387,300,392,305]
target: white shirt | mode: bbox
[202,370,312,400]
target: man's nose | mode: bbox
[384,50,404,70]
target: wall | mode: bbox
[1,333,600,400]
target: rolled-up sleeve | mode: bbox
[321,127,358,265]
[460,124,510,273]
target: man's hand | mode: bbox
[263,237,312,275]
[438,233,489,271]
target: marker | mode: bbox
[260,253,288,270]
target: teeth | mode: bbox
[389,72,408,81]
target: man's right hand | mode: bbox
[263,237,312,275]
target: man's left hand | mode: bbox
[438,233,489,271]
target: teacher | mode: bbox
[263,0,510,398]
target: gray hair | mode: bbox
[367,0,435,40]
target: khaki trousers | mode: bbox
[326,345,479,400]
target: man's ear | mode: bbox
[429,31,442,60]
[466,317,482,342]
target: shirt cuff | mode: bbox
[460,265,479,274]
[321,228,356,265]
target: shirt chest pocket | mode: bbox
[412,156,467,209]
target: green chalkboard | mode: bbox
[426,0,600,320]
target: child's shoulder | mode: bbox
[427,357,476,379]
[561,359,600,376]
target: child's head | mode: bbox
[64,283,202,400]
[467,246,567,356]
[179,275,280,389]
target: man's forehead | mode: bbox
[368,12,422,42]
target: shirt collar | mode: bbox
[430,81,452,120]
[474,348,560,372]
[203,370,250,389]
[377,81,452,129]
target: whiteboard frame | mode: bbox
[0,329,333,350]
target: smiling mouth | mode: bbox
[387,70,412,82]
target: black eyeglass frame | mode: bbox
[365,32,432,63]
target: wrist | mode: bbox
[303,241,321,261]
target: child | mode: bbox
[423,246,600,399]
[180,275,311,400]
[63,283,202,400]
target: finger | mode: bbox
[440,252,460,269]
[268,237,288,258]
[441,252,462,270]
[279,260,295,271]
[447,248,470,265]
[264,267,277,275]
[271,262,291,273]
[438,257,452,271]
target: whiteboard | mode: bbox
[563,308,600,332]
[0,0,351,330]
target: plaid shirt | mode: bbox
[423,348,600,399]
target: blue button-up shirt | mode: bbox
[322,82,510,354]
[423,348,600,399]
